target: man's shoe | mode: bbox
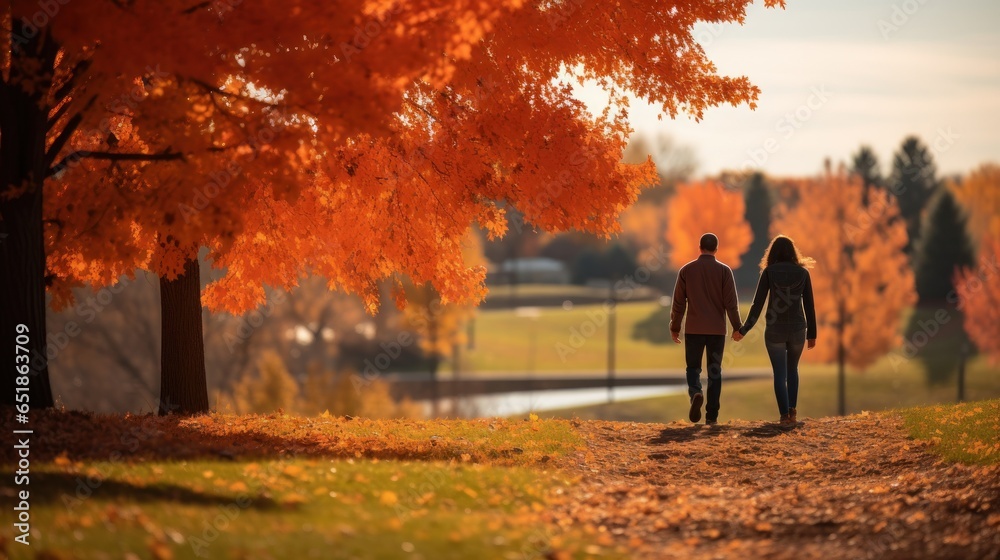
[706,419,718,426]
[779,413,795,426]
[789,408,797,423]
[689,393,704,423]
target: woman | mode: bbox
[736,235,817,425]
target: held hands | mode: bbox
[732,331,744,342]
[807,339,817,350]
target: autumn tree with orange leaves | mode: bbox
[955,239,1000,364]
[666,180,753,269]
[951,163,1000,364]
[2,0,786,412]
[773,167,916,415]
[949,163,1000,243]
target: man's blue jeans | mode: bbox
[764,330,806,416]
[684,334,726,422]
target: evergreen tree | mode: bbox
[888,137,940,255]
[604,244,638,281]
[736,173,773,286]
[914,190,975,303]
[850,145,882,202]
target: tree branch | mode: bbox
[182,1,212,15]
[44,95,98,170]
[46,99,74,130]
[187,77,283,108]
[48,147,184,178]
[52,58,93,103]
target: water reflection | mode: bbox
[420,385,687,418]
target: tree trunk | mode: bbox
[1,188,54,408]
[837,301,846,416]
[158,257,209,415]
[0,22,58,408]
[429,356,440,417]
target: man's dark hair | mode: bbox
[699,233,719,252]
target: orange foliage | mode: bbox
[949,163,1000,243]
[955,239,1000,364]
[5,0,788,314]
[619,201,670,265]
[399,232,482,361]
[666,180,753,269]
[773,169,916,370]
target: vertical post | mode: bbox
[451,340,461,417]
[515,307,541,399]
[957,342,968,402]
[833,163,848,417]
[837,307,846,416]
[607,284,617,403]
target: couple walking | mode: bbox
[669,233,817,426]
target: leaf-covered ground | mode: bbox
[1,403,998,559]
[550,404,1000,559]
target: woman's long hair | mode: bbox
[759,235,815,270]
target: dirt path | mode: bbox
[552,414,1000,559]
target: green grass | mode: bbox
[0,416,623,560]
[464,301,772,373]
[5,459,592,560]
[460,302,1000,421]
[901,399,1000,465]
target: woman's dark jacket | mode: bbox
[738,262,817,340]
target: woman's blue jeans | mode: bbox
[764,330,806,416]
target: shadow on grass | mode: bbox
[0,408,551,465]
[3,471,279,509]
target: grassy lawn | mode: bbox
[464,301,773,373]
[0,414,623,559]
[11,460,584,559]
[902,399,1000,465]
[460,301,1000,422]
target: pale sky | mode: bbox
[576,0,1000,177]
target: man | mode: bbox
[669,233,743,425]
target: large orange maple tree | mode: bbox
[3,0,785,412]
